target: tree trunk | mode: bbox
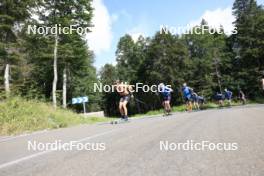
[4,63,10,97]
[62,67,67,108]
[215,65,222,93]
[52,34,58,109]
[262,78,264,90]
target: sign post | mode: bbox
[83,102,86,114]
[72,96,89,114]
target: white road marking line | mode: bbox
[0,129,119,170]
[0,130,49,143]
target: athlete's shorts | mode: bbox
[120,95,130,102]
[226,97,232,101]
[163,95,171,101]
[215,94,224,101]
[192,96,198,102]
[198,96,205,104]
[184,95,192,103]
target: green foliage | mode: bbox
[0,0,100,111]
[0,97,107,135]
[0,0,35,95]
[99,64,119,116]
[183,22,234,96]
[233,0,252,19]
[232,0,264,97]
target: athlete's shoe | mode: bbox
[124,116,129,121]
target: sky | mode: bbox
[86,0,264,70]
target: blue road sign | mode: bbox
[72,96,88,104]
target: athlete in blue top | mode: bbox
[158,83,173,115]
[182,83,193,112]
[224,88,233,106]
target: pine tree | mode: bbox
[99,64,119,116]
[233,0,251,20]
[232,0,264,97]
[34,0,93,108]
[183,20,233,97]
[116,34,136,82]
[0,0,34,97]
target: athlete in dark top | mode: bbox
[158,83,173,115]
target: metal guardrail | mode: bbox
[83,111,105,117]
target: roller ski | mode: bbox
[163,109,172,117]
[110,116,130,124]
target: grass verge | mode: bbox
[1,97,262,136]
[0,97,113,136]
[131,101,251,118]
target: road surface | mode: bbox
[0,105,264,176]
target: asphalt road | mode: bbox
[0,105,264,176]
